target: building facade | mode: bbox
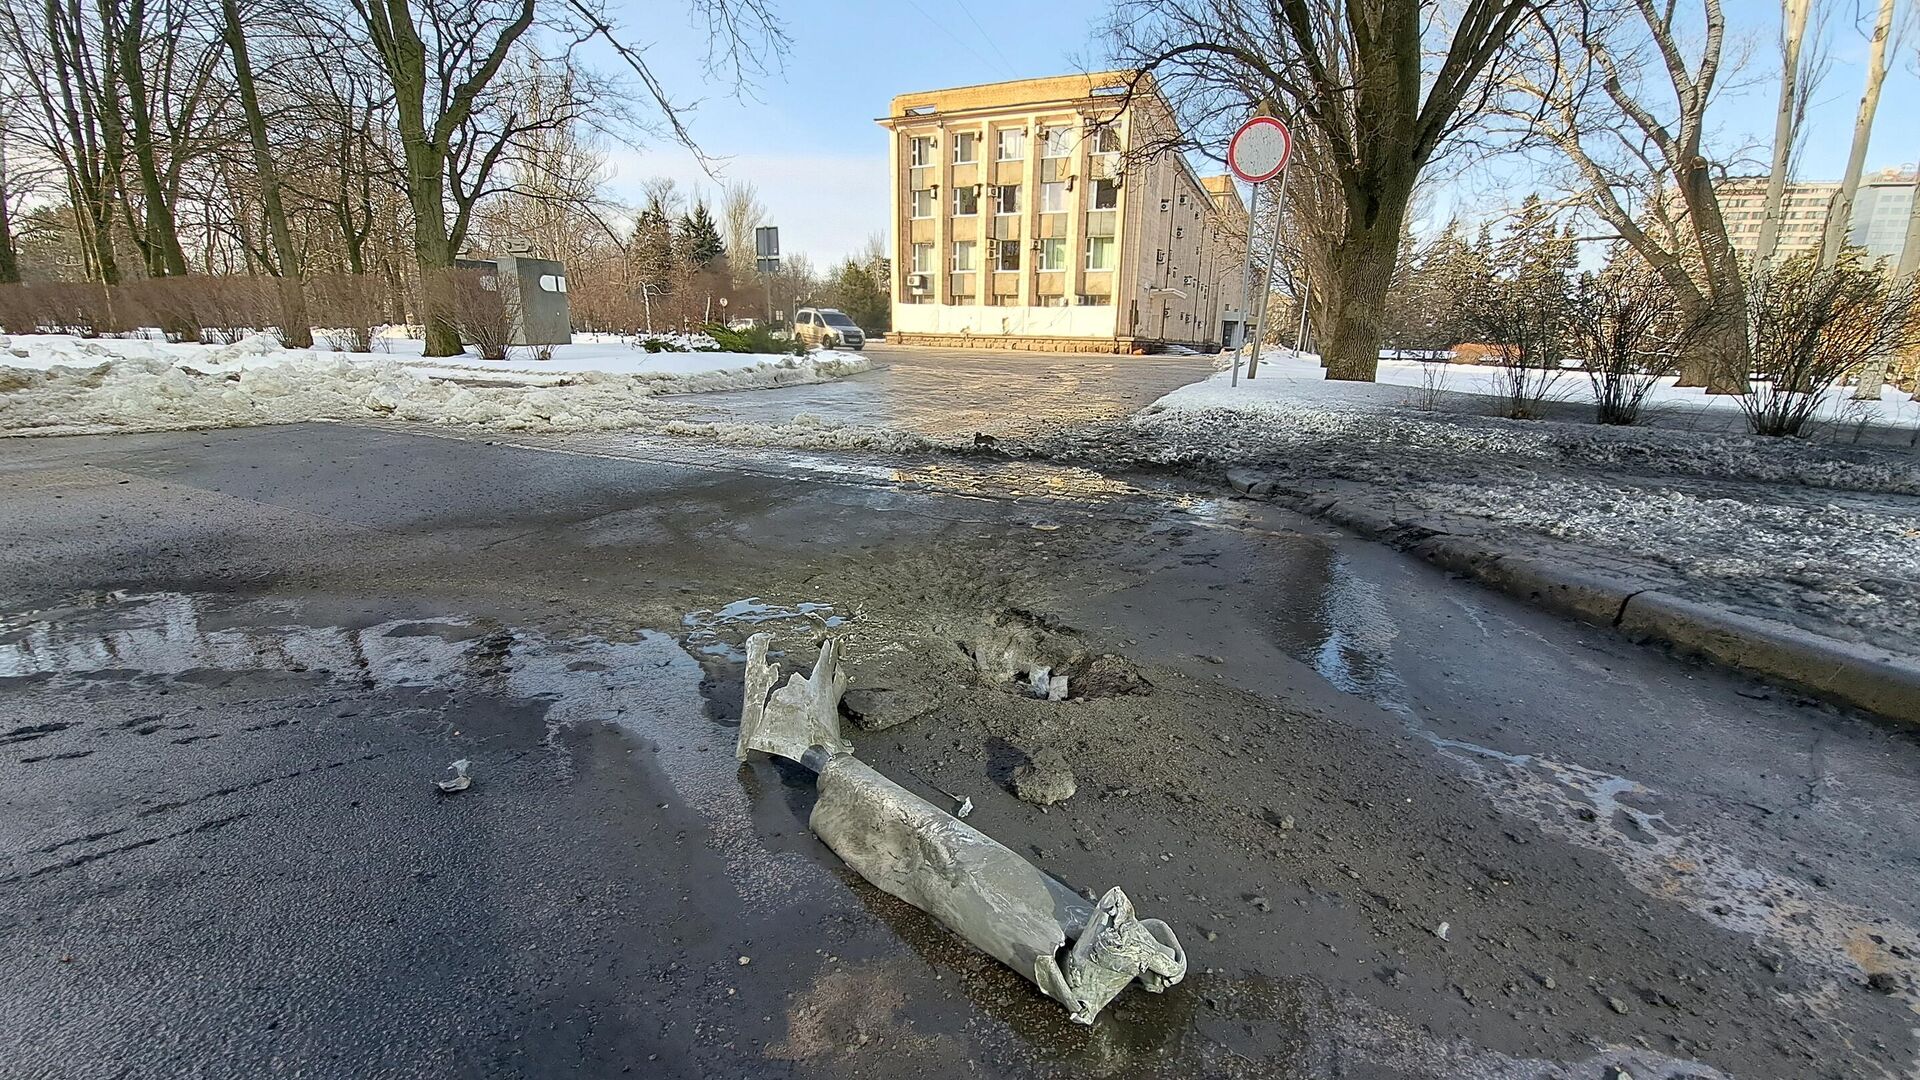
[1715,179,1839,262]
[877,73,1248,353]
[1715,170,1917,267]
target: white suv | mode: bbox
[793,308,866,351]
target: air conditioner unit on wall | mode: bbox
[906,274,930,291]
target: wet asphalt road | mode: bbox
[678,343,1214,439]
[2,383,1919,1077]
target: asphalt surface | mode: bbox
[677,342,1214,439]
[2,354,1918,1078]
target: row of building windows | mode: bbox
[901,293,1114,307]
[910,235,1118,274]
[909,126,1120,168]
[911,179,1120,219]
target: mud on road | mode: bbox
[2,422,1917,1079]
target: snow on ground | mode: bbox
[1188,349,1920,430]
[0,333,870,437]
[1037,352,1920,656]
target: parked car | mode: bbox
[792,307,866,351]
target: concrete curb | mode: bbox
[1226,470,1920,725]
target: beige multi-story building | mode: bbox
[1716,171,1916,267]
[1715,178,1840,261]
[877,72,1248,353]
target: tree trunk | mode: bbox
[1320,197,1407,382]
[112,0,188,279]
[0,140,20,285]
[220,0,310,347]
[1821,0,1895,267]
[409,163,462,357]
[1672,159,1750,392]
[1755,0,1813,267]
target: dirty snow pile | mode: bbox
[1039,357,1920,654]
[0,333,871,437]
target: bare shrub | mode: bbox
[117,278,220,343]
[426,266,518,361]
[1464,279,1572,419]
[1730,253,1920,437]
[27,282,121,337]
[191,277,276,344]
[1405,360,1452,410]
[308,274,384,352]
[0,283,35,334]
[1568,272,1697,425]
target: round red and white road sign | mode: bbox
[1227,115,1291,183]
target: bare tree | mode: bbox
[720,178,765,281]
[1512,0,1751,393]
[1818,0,1902,267]
[219,0,309,346]
[1106,0,1540,382]
[1753,0,1827,266]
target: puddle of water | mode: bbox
[1271,556,1920,1040]
[681,597,845,661]
[1,590,834,910]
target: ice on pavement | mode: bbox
[0,332,871,436]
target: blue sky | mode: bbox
[595,0,1920,265]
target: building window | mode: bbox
[996,128,1026,161]
[1038,237,1067,270]
[951,241,976,272]
[911,188,935,218]
[1040,125,1071,159]
[950,288,974,305]
[952,132,979,165]
[1038,294,1070,307]
[1040,182,1067,213]
[996,239,1021,271]
[1092,125,1121,154]
[994,184,1021,216]
[1092,178,1119,210]
[992,293,1020,306]
[909,136,934,168]
[952,186,979,216]
[1076,293,1110,306]
[911,243,934,273]
[1085,235,1116,271]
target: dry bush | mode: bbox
[117,278,211,342]
[1568,272,1698,425]
[308,273,384,352]
[1731,253,1920,437]
[428,266,517,360]
[0,283,36,334]
[192,277,277,344]
[25,282,122,337]
[1464,279,1573,419]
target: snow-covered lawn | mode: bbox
[1181,349,1920,431]
[0,332,870,437]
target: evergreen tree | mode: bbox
[677,201,726,271]
[828,259,888,331]
[630,194,676,295]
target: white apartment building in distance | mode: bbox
[876,72,1248,353]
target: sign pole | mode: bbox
[1223,113,1291,388]
[1245,160,1290,380]
[1231,180,1260,387]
